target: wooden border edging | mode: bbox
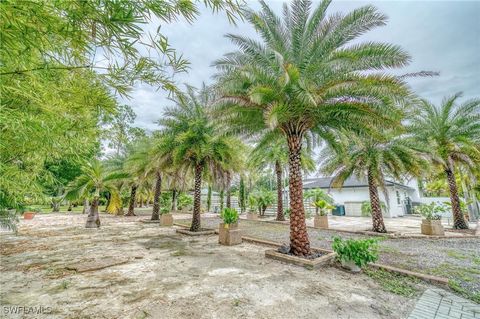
[368,263,449,285]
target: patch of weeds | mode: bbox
[304,265,314,271]
[232,299,241,307]
[171,249,188,257]
[472,255,480,265]
[445,250,468,260]
[45,267,75,279]
[136,310,150,319]
[60,280,70,289]
[364,269,420,298]
[448,280,480,304]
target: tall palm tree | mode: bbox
[320,131,427,232]
[214,0,411,255]
[411,93,480,229]
[159,85,238,231]
[66,160,128,228]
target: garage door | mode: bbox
[344,202,363,217]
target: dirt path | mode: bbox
[1,214,418,318]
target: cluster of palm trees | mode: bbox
[68,0,479,256]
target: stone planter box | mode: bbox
[159,213,173,226]
[218,222,242,246]
[341,259,361,273]
[23,212,36,220]
[314,215,328,229]
[246,212,258,220]
[421,219,444,236]
[265,248,336,268]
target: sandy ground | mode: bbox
[0,213,420,319]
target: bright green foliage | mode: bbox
[238,177,246,213]
[416,202,447,220]
[177,193,193,211]
[332,237,379,268]
[312,200,335,216]
[304,189,333,204]
[250,190,275,215]
[221,207,239,225]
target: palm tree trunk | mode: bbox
[171,189,177,212]
[220,190,224,211]
[82,199,89,214]
[226,171,231,208]
[445,163,469,229]
[287,134,311,256]
[125,185,137,216]
[151,171,162,220]
[85,196,100,228]
[275,160,285,221]
[190,163,203,232]
[207,184,212,212]
[367,169,387,233]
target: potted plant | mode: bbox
[23,207,41,220]
[219,208,242,245]
[313,200,335,229]
[417,202,445,236]
[332,237,379,273]
[159,207,173,226]
[246,196,258,220]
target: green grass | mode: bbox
[448,280,480,304]
[364,268,420,298]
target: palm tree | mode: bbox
[411,93,480,229]
[214,0,411,255]
[159,85,238,231]
[304,189,333,215]
[66,160,128,228]
[320,132,427,232]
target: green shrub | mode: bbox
[332,237,379,268]
[177,193,193,210]
[416,202,446,220]
[313,200,335,216]
[221,207,239,225]
[160,207,170,215]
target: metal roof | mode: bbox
[302,176,414,190]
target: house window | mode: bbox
[396,191,401,205]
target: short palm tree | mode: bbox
[304,189,333,215]
[411,93,480,229]
[66,160,128,228]
[159,85,237,231]
[214,0,411,255]
[320,132,427,232]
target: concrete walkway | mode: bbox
[408,288,480,319]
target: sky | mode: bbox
[122,0,480,131]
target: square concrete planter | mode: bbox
[218,222,242,246]
[314,215,328,229]
[176,228,215,236]
[159,214,173,226]
[23,212,36,220]
[246,212,258,220]
[265,248,336,268]
[421,219,444,236]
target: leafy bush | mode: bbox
[160,207,170,215]
[332,237,379,268]
[250,190,274,216]
[416,202,446,220]
[313,200,335,216]
[247,195,257,213]
[284,208,291,217]
[221,208,239,225]
[177,193,193,211]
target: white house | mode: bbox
[295,176,423,218]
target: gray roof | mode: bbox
[303,177,413,190]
